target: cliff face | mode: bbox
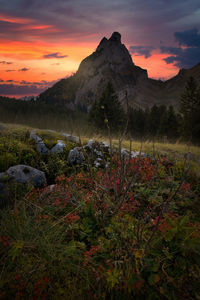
[39,32,200,110]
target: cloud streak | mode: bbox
[0,61,12,64]
[43,52,68,59]
[18,67,30,72]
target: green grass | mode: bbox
[0,123,200,299]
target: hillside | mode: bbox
[39,32,200,110]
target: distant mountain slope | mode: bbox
[39,32,200,110]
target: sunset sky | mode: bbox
[0,0,200,97]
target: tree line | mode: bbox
[0,76,199,144]
[88,78,200,144]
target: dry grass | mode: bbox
[1,122,200,159]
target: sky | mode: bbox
[0,0,200,98]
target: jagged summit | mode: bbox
[109,31,121,42]
[97,32,121,50]
[39,32,200,109]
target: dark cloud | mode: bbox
[43,52,68,59]
[18,68,30,72]
[129,46,155,58]
[0,61,12,64]
[161,28,200,68]
[0,0,200,46]
[5,69,15,72]
[0,78,60,96]
[174,28,200,47]
[0,84,43,95]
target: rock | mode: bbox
[86,139,95,149]
[50,140,66,154]
[67,147,84,165]
[121,148,129,157]
[102,141,110,148]
[6,165,46,188]
[131,151,146,158]
[36,141,49,155]
[30,131,49,154]
[30,131,67,154]
[61,133,79,143]
[30,131,43,143]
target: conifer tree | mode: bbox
[180,77,200,142]
[88,82,125,132]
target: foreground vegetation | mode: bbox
[0,124,200,299]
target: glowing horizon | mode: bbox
[0,0,199,98]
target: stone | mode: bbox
[87,139,95,149]
[50,140,66,154]
[131,151,146,158]
[30,131,43,143]
[121,148,129,157]
[30,131,49,154]
[30,131,67,154]
[67,147,84,165]
[36,141,49,155]
[6,165,47,188]
[61,133,79,143]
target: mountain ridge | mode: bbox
[39,32,200,110]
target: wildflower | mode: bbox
[181,182,190,192]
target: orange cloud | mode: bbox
[131,53,179,80]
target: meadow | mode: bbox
[0,121,200,299]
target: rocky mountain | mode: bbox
[39,32,200,110]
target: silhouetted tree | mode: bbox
[158,105,179,140]
[88,82,125,132]
[148,105,167,137]
[180,77,200,143]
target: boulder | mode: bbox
[36,141,49,155]
[30,131,67,154]
[6,165,46,188]
[50,140,66,154]
[67,147,84,165]
[30,131,49,154]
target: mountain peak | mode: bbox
[109,32,121,43]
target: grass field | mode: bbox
[0,122,200,299]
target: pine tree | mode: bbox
[159,105,179,140]
[148,105,166,137]
[180,77,200,142]
[88,82,125,132]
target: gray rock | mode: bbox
[36,141,49,155]
[6,165,46,188]
[67,147,84,165]
[61,133,78,143]
[50,140,66,154]
[102,141,109,148]
[121,148,129,157]
[30,131,49,154]
[131,151,146,158]
[30,131,43,143]
[87,139,95,149]
[30,131,67,154]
